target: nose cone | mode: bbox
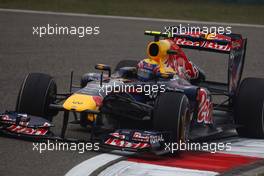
[63,93,97,112]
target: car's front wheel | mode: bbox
[153,92,191,152]
[16,73,58,121]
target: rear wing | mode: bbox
[145,30,247,96]
[145,30,244,54]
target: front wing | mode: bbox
[100,129,171,155]
[0,111,54,140]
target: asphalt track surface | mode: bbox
[0,9,264,176]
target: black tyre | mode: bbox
[114,60,138,72]
[16,73,58,121]
[234,78,264,138]
[153,92,191,144]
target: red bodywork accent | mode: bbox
[172,32,243,52]
[197,88,213,124]
[165,39,199,79]
[92,96,103,106]
[7,125,48,135]
[105,138,150,149]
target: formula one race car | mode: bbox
[1,29,264,154]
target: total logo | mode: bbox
[72,101,83,105]
[149,135,164,144]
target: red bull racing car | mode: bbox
[1,29,264,154]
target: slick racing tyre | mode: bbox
[153,92,191,151]
[234,78,264,138]
[16,73,58,121]
[114,60,138,72]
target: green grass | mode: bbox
[0,0,264,24]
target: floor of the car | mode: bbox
[189,110,235,141]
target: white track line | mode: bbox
[65,153,122,176]
[98,161,218,176]
[65,138,264,176]
[0,8,264,28]
[219,138,264,158]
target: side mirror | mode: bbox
[95,64,111,77]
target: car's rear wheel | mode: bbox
[234,78,264,138]
[16,73,58,121]
[153,92,191,152]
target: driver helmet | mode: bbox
[137,59,158,81]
